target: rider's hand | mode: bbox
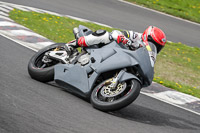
[122,38,132,46]
[117,35,125,43]
[117,35,131,45]
[110,30,132,46]
[117,35,132,46]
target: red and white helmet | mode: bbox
[142,26,167,53]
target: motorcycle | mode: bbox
[28,25,155,111]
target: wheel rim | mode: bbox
[34,48,60,69]
[95,80,131,102]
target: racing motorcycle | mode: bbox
[28,25,155,111]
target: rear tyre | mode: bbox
[28,43,66,82]
[90,79,141,112]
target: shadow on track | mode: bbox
[108,104,200,130]
[48,82,200,131]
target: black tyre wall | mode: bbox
[28,43,65,82]
[90,79,141,112]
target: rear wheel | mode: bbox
[90,79,141,112]
[28,43,66,82]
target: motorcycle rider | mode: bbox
[66,26,167,66]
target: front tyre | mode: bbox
[28,43,66,82]
[90,79,141,112]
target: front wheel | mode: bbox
[90,79,141,112]
[28,43,66,82]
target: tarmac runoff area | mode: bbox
[0,1,199,115]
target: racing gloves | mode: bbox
[111,30,132,47]
[116,34,132,46]
[111,30,143,50]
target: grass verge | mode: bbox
[9,9,114,43]
[9,9,200,98]
[125,0,200,24]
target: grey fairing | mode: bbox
[54,25,154,98]
[54,42,154,98]
[89,42,154,86]
[118,71,141,83]
[54,64,90,98]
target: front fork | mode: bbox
[107,69,126,91]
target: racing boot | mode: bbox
[73,27,80,40]
[64,40,78,56]
[64,27,80,55]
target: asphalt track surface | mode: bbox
[0,0,200,133]
[1,0,200,47]
[0,35,200,133]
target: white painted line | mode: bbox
[0,30,17,36]
[21,6,44,13]
[0,7,10,12]
[39,10,62,16]
[9,30,36,36]
[0,5,13,10]
[141,92,200,116]
[0,11,8,16]
[118,0,200,27]
[0,32,52,51]
[36,42,54,46]
[0,29,47,40]
[9,30,46,38]
[151,91,200,105]
[0,21,27,28]
[93,22,112,28]
[0,21,19,26]
[0,15,13,21]
[9,5,29,11]
[66,15,90,22]
[0,32,37,52]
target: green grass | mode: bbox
[9,9,114,43]
[126,0,200,23]
[154,42,200,97]
[9,9,200,98]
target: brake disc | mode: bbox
[100,82,127,97]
